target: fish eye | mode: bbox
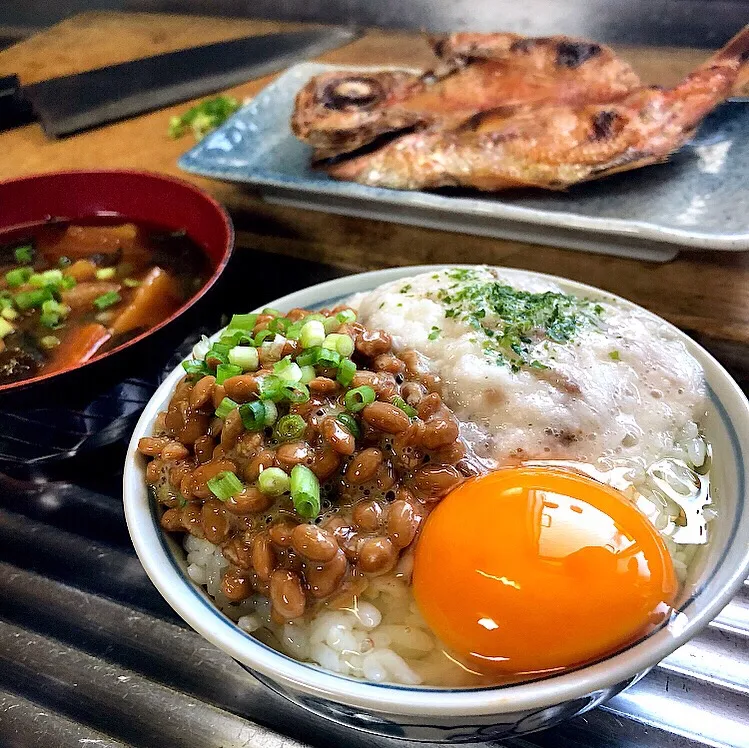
[320,77,384,111]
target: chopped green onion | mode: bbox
[14,287,52,310]
[285,321,302,340]
[295,347,320,367]
[216,363,242,384]
[258,467,290,496]
[299,364,316,384]
[183,359,209,378]
[323,333,355,357]
[29,269,63,289]
[300,319,325,349]
[169,95,240,141]
[95,267,116,280]
[14,245,33,264]
[262,307,282,317]
[336,412,360,438]
[302,313,326,324]
[239,400,266,430]
[268,317,291,334]
[215,396,238,419]
[206,344,229,366]
[274,356,302,382]
[40,299,70,328]
[6,267,32,288]
[323,315,340,334]
[344,385,376,413]
[290,465,321,519]
[391,395,418,418]
[228,312,258,331]
[0,318,14,338]
[274,414,306,441]
[336,309,356,325]
[39,335,60,349]
[207,471,244,502]
[254,328,275,346]
[262,399,278,426]
[219,330,254,347]
[0,307,18,321]
[281,381,310,404]
[122,277,140,288]
[93,290,121,310]
[61,275,77,290]
[315,347,341,369]
[336,358,357,387]
[228,345,259,371]
[257,374,283,401]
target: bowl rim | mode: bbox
[124,264,749,717]
[0,168,234,395]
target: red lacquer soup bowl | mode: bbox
[0,170,233,401]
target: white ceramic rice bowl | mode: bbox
[124,266,749,743]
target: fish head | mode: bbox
[291,70,425,157]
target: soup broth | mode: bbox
[0,220,209,385]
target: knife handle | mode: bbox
[0,75,36,131]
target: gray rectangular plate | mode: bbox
[179,63,749,263]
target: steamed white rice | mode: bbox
[185,424,710,687]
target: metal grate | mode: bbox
[0,252,747,748]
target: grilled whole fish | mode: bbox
[326,26,749,191]
[291,33,641,160]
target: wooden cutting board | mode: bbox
[1,11,749,364]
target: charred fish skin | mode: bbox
[291,32,642,161]
[291,69,425,160]
[327,26,749,192]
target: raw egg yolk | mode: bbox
[412,467,678,677]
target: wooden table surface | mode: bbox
[2,11,749,362]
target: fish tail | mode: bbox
[702,24,749,90]
[704,24,749,66]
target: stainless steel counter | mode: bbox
[0,253,747,748]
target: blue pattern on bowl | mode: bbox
[179,63,749,261]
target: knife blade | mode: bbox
[0,27,361,138]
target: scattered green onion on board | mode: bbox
[168,95,241,141]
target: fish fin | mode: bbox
[705,24,749,66]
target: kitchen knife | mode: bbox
[0,27,361,138]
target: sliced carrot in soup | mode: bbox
[37,224,144,262]
[111,266,181,335]
[66,259,98,282]
[44,324,112,374]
